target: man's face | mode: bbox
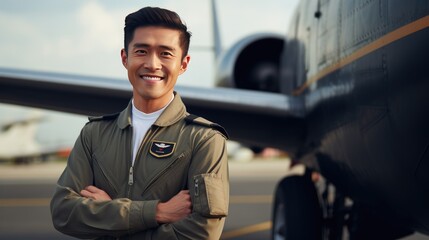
[121,26,190,109]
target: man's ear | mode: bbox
[179,55,191,75]
[121,49,128,68]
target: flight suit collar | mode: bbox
[154,92,187,127]
[116,92,187,129]
[117,103,132,129]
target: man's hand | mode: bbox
[80,185,112,201]
[156,190,192,224]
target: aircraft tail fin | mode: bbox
[211,0,222,59]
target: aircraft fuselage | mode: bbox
[286,0,429,234]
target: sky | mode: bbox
[0,0,300,146]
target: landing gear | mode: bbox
[271,169,323,240]
[271,166,414,240]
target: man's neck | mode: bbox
[133,93,174,114]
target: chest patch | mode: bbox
[150,141,176,158]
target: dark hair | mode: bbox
[124,7,192,59]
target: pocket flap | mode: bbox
[193,173,228,218]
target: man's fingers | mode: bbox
[80,187,112,200]
[85,185,102,193]
[177,190,192,210]
[80,189,93,198]
[156,190,192,223]
[178,190,190,198]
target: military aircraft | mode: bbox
[0,0,428,239]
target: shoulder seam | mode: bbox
[88,112,120,122]
[185,114,229,139]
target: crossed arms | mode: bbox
[80,186,192,224]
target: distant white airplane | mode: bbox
[0,111,71,164]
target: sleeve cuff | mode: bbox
[129,200,160,231]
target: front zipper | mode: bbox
[127,126,160,196]
[126,128,133,198]
[128,166,134,185]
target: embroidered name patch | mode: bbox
[150,141,176,158]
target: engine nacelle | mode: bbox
[216,33,285,93]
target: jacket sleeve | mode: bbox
[141,131,229,240]
[50,125,160,239]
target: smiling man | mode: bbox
[50,7,229,240]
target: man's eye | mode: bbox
[161,52,173,56]
[135,50,146,54]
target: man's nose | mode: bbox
[144,54,161,70]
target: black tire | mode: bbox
[271,170,323,240]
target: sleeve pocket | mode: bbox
[193,173,228,218]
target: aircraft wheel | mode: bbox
[271,169,323,240]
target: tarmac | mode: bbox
[1,159,429,239]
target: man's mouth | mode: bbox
[140,75,163,81]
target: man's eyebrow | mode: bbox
[132,43,176,52]
[159,45,176,52]
[132,43,150,49]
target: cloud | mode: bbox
[0,1,127,78]
[77,1,122,51]
[43,1,122,58]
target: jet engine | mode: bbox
[216,33,285,93]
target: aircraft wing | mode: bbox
[0,67,306,151]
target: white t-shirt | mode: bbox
[131,96,174,164]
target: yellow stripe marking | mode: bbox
[1,197,274,238]
[293,15,429,95]
[0,198,50,207]
[222,221,272,239]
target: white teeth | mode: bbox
[141,75,162,81]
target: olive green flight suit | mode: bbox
[50,93,229,239]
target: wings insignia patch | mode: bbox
[150,140,176,158]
